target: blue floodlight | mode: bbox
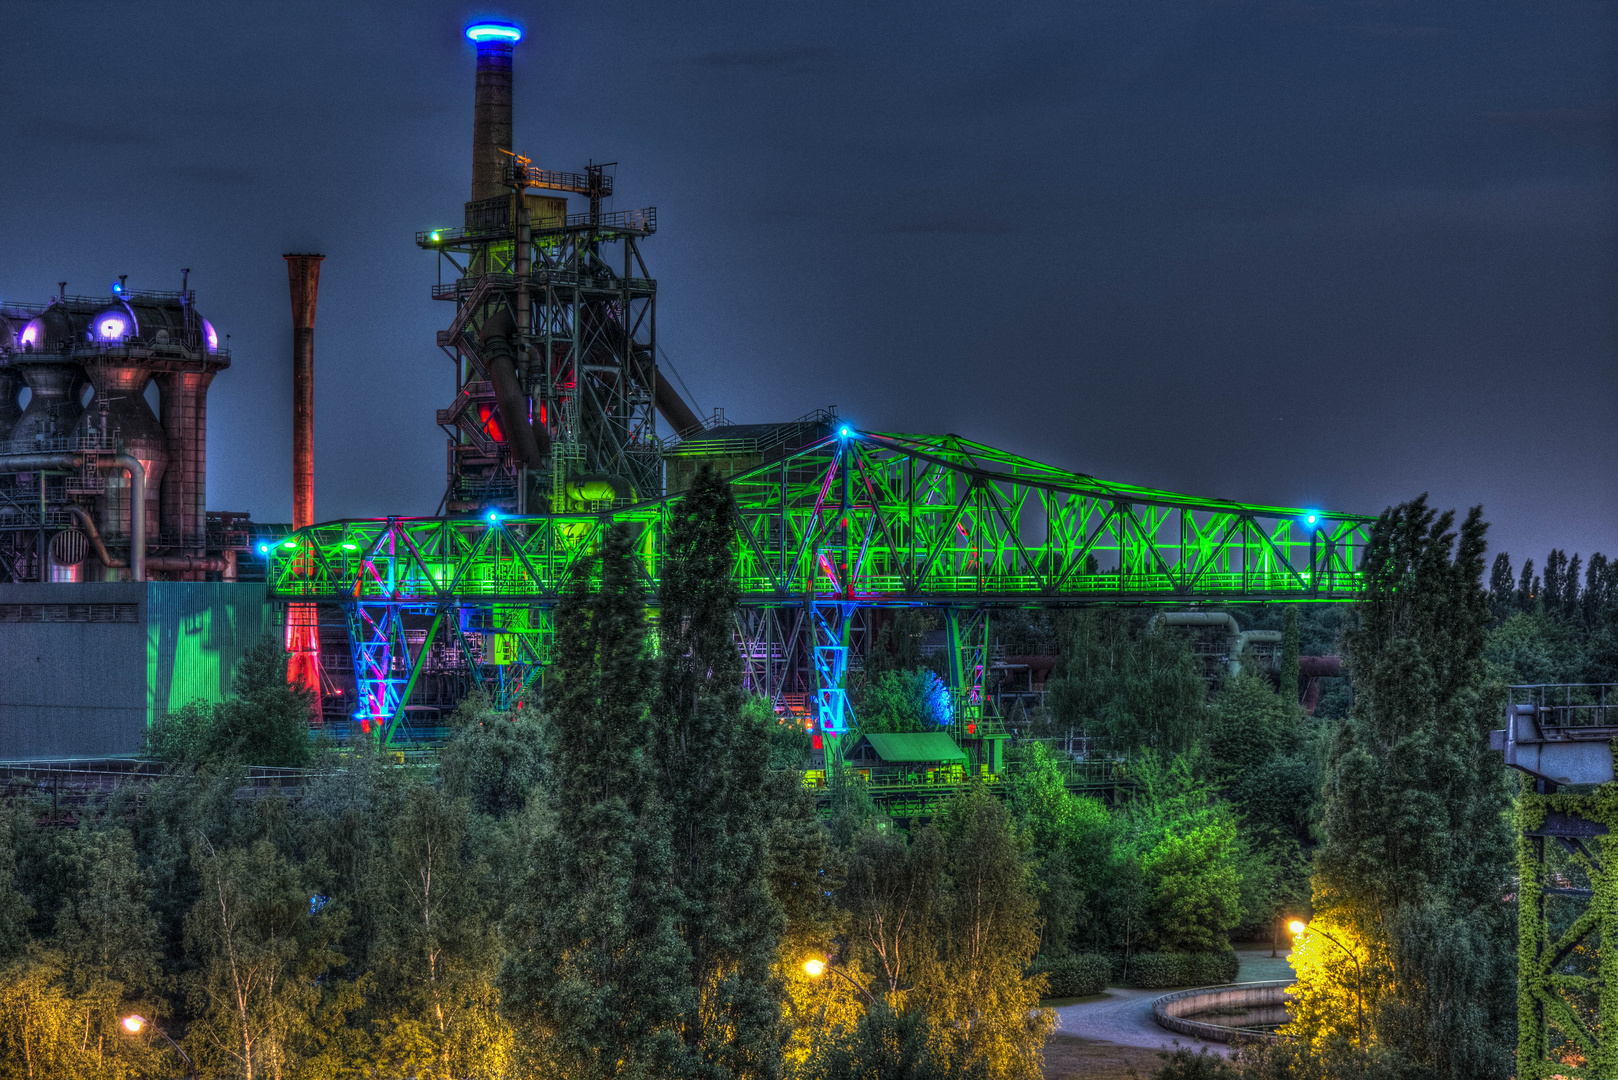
[430,230,441,242]
[1304,512,1319,526]
[258,543,269,554]
[466,21,521,43]
[111,281,122,294]
[487,511,499,522]
[839,426,850,437]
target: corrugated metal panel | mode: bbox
[145,582,275,728]
[861,732,966,764]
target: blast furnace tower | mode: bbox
[419,20,701,514]
[0,280,244,581]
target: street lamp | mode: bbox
[804,955,879,1007]
[121,1014,196,1080]
[1290,920,1365,1049]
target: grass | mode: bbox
[1042,1034,1166,1080]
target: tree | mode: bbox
[371,783,512,1079]
[1001,740,1115,957]
[147,641,316,768]
[1206,673,1295,784]
[183,837,350,1080]
[1140,819,1241,953]
[1280,608,1302,705]
[858,669,951,733]
[919,788,1054,1080]
[501,523,687,1080]
[1295,496,1514,1079]
[439,691,547,820]
[1044,611,1207,753]
[654,466,784,1079]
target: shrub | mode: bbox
[1127,950,1241,988]
[1040,953,1110,997]
[1185,949,1240,985]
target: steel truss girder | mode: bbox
[269,432,1372,742]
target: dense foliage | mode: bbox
[6,483,1611,1080]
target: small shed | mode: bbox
[845,731,968,782]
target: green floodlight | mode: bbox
[281,541,297,550]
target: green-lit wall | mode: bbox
[0,582,273,759]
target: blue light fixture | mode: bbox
[487,511,499,522]
[258,543,269,554]
[1305,512,1319,526]
[839,426,850,438]
[466,21,521,42]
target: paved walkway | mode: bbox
[1051,949,1296,1055]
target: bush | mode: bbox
[1039,953,1110,998]
[1127,950,1240,988]
[1128,952,1189,988]
[1185,949,1240,985]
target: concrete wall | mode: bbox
[0,581,273,759]
[1153,981,1296,1045]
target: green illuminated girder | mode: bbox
[268,431,1372,741]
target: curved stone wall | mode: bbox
[1152,980,1295,1045]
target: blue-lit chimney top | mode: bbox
[466,21,521,43]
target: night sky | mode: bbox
[2,1,1612,568]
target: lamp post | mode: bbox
[1290,920,1364,1050]
[121,1014,196,1080]
[804,956,879,1007]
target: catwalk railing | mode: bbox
[265,430,1374,742]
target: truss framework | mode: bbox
[1517,789,1618,1079]
[422,160,662,513]
[267,430,1372,743]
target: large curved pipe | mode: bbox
[477,310,548,466]
[1146,611,1282,676]
[0,451,142,580]
[649,358,703,437]
[64,504,222,575]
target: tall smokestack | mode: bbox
[284,254,323,531]
[283,253,324,703]
[467,22,521,202]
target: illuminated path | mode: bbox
[1051,950,1295,1055]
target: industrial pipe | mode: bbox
[62,505,224,574]
[284,254,323,533]
[650,358,704,437]
[0,451,144,580]
[1146,611,1281,676]
[477,311,547,465]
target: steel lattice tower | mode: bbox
[422,21,700,516]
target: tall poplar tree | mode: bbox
[1293,496,1514,1078]
[656,465,784,1080]
[502,523,687,1080]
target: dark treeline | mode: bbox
[3,487,1611,1080]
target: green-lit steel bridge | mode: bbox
[267,429,1372,745]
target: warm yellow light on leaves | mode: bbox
[1289,920,1307,936]
[122,1015,144,1034]
[804,958,826,977]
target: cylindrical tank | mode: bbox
[12,358,85,442]
[0,365,22,444]
[76,352,167,541]
[158,367,216,551]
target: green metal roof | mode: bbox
[861,732,967,764]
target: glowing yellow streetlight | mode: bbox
[802,954,878,1006]
[120,1014,196,1079]
[1287,920,1365,1049]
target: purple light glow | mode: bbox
[203,319,218,353]
[95,314,128,341]
[19,320,41,348]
